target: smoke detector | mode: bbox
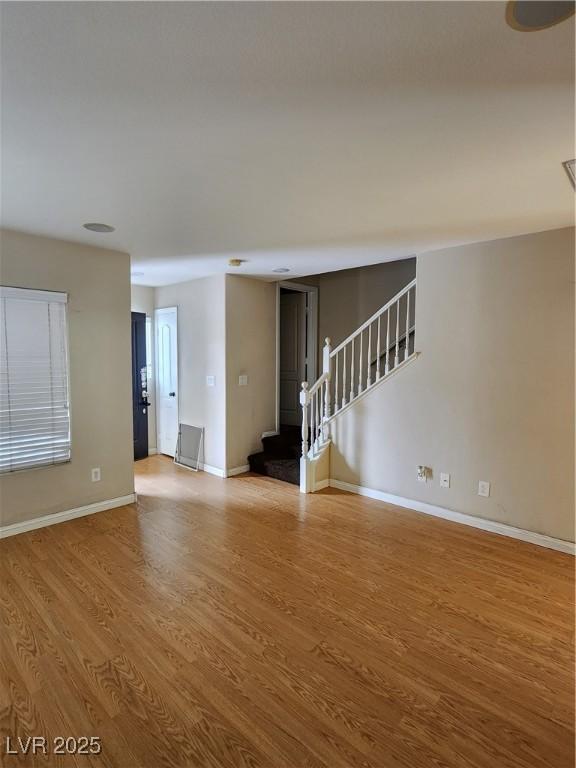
[83,222,115,233]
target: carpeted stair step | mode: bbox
[248,426,303,485]
[247,451,269,475]
[261,434,301,458]
[262,457,300,485]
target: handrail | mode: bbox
[302,372,329,402]
[330,278,416,358]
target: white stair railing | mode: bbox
[300,278,417,493]
[330,277,416,416]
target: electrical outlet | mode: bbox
[206,375,215,387]
[91,467,101,482]
[238,374,248,386]
[478,480,490,497]
[440,472,450,488]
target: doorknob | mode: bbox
[169,392,176,397]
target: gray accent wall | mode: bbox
[301,258,416,353]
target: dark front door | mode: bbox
[131,312,149,460]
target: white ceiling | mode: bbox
[1,2,574,286]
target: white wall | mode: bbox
[155,276,227,472]
[0,229,135,526]
[154,274,277,474]
[131,285,157,452]
[225,276,276,469]
[330,228,575,542]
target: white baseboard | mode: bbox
[227,464,250,477]
[314,479,330,491]
[0,494,137,540]
[174,462,249,479]
[328,480,575,555]
[148,447,158,455]
[261,430,279,439]
[200,463,226,478]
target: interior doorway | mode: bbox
[277,282,318,429]
[155,306,179,457]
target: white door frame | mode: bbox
[155,306,179,456]
[275,282,319,433]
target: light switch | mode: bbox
[206,375,215,387]
[238,374,248,386]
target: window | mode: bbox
[0,287,71,473]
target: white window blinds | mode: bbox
[0,287,71,473]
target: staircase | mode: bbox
[300,277,417,493]
[248,277,417,491]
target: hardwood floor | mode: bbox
[0,455,573,768]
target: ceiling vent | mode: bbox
[563,160,575,190]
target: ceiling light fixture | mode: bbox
[83,222,115,233]
[506,1,575,31]
[228,258,244,267]
[563,160,575,190]
[131,271,145,278]
[273,268,290,273]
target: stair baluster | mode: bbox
[405,289,411,361]
[350,337,355,403]
[367,323,372,387]
[385,309,391,375]
[394,302,400,368]
[376,316,381,381]
[334,350,339,414]
[342,346,347,408]
[358,330,363,394]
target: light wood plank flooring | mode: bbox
[0,455,574,767]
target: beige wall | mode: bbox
[0,229,134,526]
[311,258,416,350]
[131,285,157,451]
[330,228,575,542]
[155,276,227,472]
[225,276,276,469]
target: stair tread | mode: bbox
[248,448,300,486]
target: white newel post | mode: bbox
[322,338,332,441]
[300,382,310,493]
[323,337,331,420]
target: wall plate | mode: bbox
[478,480,490,497]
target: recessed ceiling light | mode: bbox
[563,160,575,190]
[83,222,115,233]
[131,271,145,278]
[273,268,290,273]
[506,1,575,31]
